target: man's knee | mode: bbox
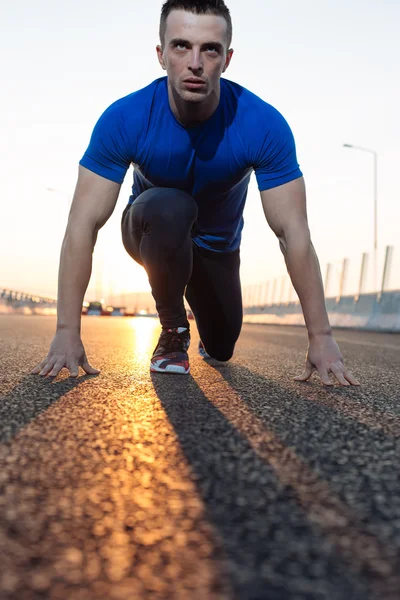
[135,188,198,229]
[204,343,235,362]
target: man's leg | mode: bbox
[121,187,198,374]
[185,244,243,362]
[121,187,198,329]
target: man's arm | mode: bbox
[31,166,121,377]
[57,166,121,332]
[260,177,360,386]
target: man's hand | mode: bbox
[31,329,100,378]
[294,333,360,387]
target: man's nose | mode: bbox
[188,49,203,72]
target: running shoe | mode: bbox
[150,327,190,374]
[198,339,211,359]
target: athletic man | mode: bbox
[32,0,360,386]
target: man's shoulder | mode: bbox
[222,78,286,123]
[103,77,167,118]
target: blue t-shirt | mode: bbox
[80,76,302,253]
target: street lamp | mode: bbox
[343,143,378,291]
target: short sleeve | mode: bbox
[79,103,133,184]
[252,107,302,191]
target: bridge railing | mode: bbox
[242,245,398,309]
[0,288,57,308]
[241,245,400,331]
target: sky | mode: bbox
[1,0,399,304]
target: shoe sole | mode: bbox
[150,364,190,374]
[198,346,211,359]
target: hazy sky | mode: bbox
[1,0,399,302]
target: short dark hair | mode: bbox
[159,0,233,50]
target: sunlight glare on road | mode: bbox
[129,317,160,363]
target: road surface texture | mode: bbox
[0,315,399,600]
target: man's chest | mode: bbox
[133,125,252,197]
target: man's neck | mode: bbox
[167,82,221,127]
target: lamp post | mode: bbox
[343,144,378,291]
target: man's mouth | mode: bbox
[183,78,206,89]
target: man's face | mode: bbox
[157,10,233,104]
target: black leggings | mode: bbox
[121,188,243,361]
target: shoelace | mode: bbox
[158,329,188,354]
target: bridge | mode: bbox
[0,288,57,313]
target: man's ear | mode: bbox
[156,45,166,70]
[222,48,234,73]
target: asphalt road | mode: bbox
[1,315,400,600]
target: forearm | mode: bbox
[280,229,331,338]
[56,224,98,333]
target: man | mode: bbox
[32,0,359,386]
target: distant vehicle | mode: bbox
[135,309,159,318]
[187,309,194,320]
[109,307,125,317]
[83,301,128,316]
[86,301,103,316]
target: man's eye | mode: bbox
[175,43,187,50]
[206,46,218,53]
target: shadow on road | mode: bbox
[210,360,400,472]
[150,372,369,600]
[207,361,400,539]
[0,374,98,443]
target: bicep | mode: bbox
[260,177,308,238]
[68,166,121,230]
